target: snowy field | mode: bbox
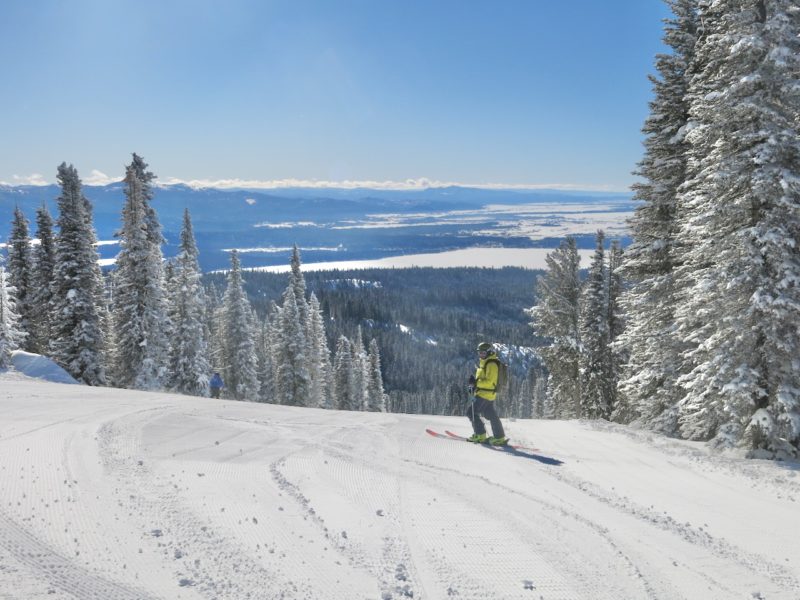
[244,247,598,274]
[1,373,799,599]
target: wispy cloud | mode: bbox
[84,170,121,186]
[157,176,626,193]
[2,172,628,193]
[1,170,120,186]
[1,173,50,186]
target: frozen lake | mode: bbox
[245,246,597,273]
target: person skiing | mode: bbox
[467,342,508,446]
[209,372,224,399]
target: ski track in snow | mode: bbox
[1,379,799,599]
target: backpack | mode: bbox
[485,356,509,393]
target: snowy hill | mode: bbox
[0,379,798,599]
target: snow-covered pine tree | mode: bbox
[527,237,582,418]
[111,154,170,390]
[49,163,106,385]
[167,209,210,397]
[274,285,312,406]
[7,207,34,351]
[514,371,531,419]
[606,240,626,421]
[28,204,56,354]
[307,293,332,408]
[289,245,309,332]
[221,250,259,400]
[365,338,387,412]
[255,315,273,402]
[580,231,612,419]
[675,0,800,457]
[616,0,698,432]
[532,369,548,419]
[352,326,368,410]
[258,300,283,403]
[0,264,25,367]
[333,336,358,410]
[206,283,226,377]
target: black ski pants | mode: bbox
[468,397,505,438]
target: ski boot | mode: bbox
[487,436,509,446]
[467,433,487,443]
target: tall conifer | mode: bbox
[580,231,612,419]
[221,250,259,400]
[50,163,106,385]
[111,154,170,389]
[28,204,56,354]
[0,264,24,367]
[616,0,698,432]
[675,0,800,457]
[527,237,582,418]
[7,207,33,350]
[168,209,210,396]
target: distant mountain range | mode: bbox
[0,183,634,272]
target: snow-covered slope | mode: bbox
[3,351,79,384]
[0,379,798,599]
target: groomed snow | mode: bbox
[0,377,798,599]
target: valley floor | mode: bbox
[0,377,798,599]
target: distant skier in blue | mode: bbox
[209,372,224,399]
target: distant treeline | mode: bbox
[204,267,547,415]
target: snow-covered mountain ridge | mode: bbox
[1,376,798,599]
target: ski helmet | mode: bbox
[477,342,494,354]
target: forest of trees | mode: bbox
[211,267,549,417]
[0,155,386,413]
[531,0,800,459]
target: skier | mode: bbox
[209,372,224,399]
[466,342,508,446]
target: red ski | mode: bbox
[426,428,562,466]
[444,429,540,452]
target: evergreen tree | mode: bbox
[514,372,532,419]
[580,231,612,419]
[606,240,628,422]
[7,207,34,351]
[112,154,170,389]
[49,163,106,385]
[256,315,273,402]
[258,300,283,403]
[675,0,800,457]
[366,338,387,412]
[289,245,309,331]
[351,326,368,409]
[532,368,548,419]
[274,285,312,406]
[616,0,698,432]
[333,336,358,410]
[168,209,210,396]
[28,204,56,354]
[527,237,582,418]
[206,284,226,377]
[221,250,259,400]
[307,293,332,408]
[0,264,25,367]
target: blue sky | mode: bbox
[0,0,670,190]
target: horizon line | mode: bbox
[1,173,632,194]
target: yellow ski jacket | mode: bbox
[474,356,499,401]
